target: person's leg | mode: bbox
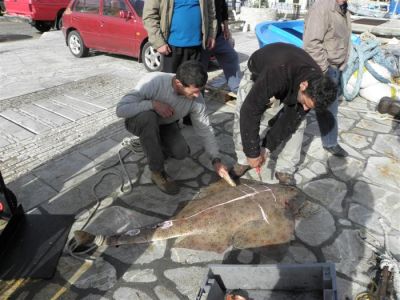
[125,111,179,194]
[319,67,347,156]
[213,35,241,93]
[160,122,190,160]
[162,46,183,73]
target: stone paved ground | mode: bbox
[0,29,400,300]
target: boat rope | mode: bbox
[342,32,399,101]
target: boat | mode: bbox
[255,19,360,49]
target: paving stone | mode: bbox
[31,283,77,300]
[113,287,152,300]
[198,152,236,172]
[338,218,352,226]
[8,173,58,211]
[350,127,375,137]
[164,266,208,300]
[154,286,180,300]
[280,244,317,263]
[309,161,328,175]
[348,204,387,234]
[237,249,254,263]
[0,109,51,134]
[341,132,369,149]
[0,115,35,140]
[304,120,321,136]
[171,248,225,263]
[165,157,204,181]
[357,119,392,133]
[224,119,234,133]
[295,204,336,246]
[58,257,117,291]
[201,173,213,185]
[106,241,167,265]
[139,166,152,185]
[81,295,110,300]
[304,138,327,160]
[79,138,122,163]
[55,95,105,114]
[338,116,356,131]
[340,142,366,160]
[363,156,400,190]
[322,229,373,282]
[181,126,205,155]
[0,135,11,147]
[336,277,368,300]
[122,269,157,283]
[216,133,236,155]
[35,99,88,120]
[20,103,71,126]
[303,178,347,213]
[328,156,364,181]
[361,148,378,156]
[372,134,400,159]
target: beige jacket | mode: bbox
[303,0,352,72]
[143,0,217,50]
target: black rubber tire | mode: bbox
[34,21,52,33]
[67,30,89,58]
[141,41,163,72]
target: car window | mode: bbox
[128,0,144,17]
[73,0,100,14]
[103,0,126,17]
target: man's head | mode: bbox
[298,73,337,112]
[174,60,208,99]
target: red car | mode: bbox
[62,0,162,72]
[4,0,70,32]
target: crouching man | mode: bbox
[116,60,229,195]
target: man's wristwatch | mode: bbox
[211,157,221,165]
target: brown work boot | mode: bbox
[151,171,179,195]
[229,163,251,180]
[275,172,296,186]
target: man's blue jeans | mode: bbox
[321,66,340,148]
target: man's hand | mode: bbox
[213,161,230,179]
[152,100,174,118]
[206,37,215,50]
[157,44,171,55]
[247,148,268,169]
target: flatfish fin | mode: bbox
[174,233,231,253]
[232,219,294,250]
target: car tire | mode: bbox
[34,21,52,33]
[56,12,64,30]
[68,30,89,58]
[141,41,163,72]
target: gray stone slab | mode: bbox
[35,100,87,121]
[357,119,392,133]
[171,248,225,264]
[164,266,208,300]
[31,283,78,300]
[348,203,387,234]
[341,132,369,149]
[280,244,317,264]
[295,204,336,246]
[79,138,122,163]
[8,173,58,211]
[32,151,96,191]
[322,229,373,282]
[336,276,368,300]
[122,269,157,283]
[113,287,152,300]
[58,256,117,291]
[0,135,11,147]
[55,94,106,114]
[106,241,167,265]
[0,109,51,134]
[328,156,364,182]
[363,156,400,190]
[0,115,35,140]
[372,134,400,159]
[154,286,180,300]
[165,157,204,181]
[19,103,71,126]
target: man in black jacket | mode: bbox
[232,43,337,185]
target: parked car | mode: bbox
[62,0,162,72]
[4,0,70,32]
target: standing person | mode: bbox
[116,61,229,195]
[303,0,351,157]
[143,0,217,73]
[231,43,337,186]
[201,0,241,94]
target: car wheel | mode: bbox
[68,30,89,58]
[34,21,52,33]
[141,42,163,72]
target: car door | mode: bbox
[98,0,139,57]
[70,0,102,49]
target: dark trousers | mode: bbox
[162,45,202,73]
[125,111,190,172]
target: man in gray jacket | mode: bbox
[143,0,217,73]
[116,61,229,195]
[303,0,351,157]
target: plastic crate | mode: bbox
[197,262,337,300]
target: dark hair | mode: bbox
[176,60,208,88]
[305,73,338,112]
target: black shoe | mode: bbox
[275,172,296,186]
[229,163,251,180]
[324,144,348,157]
